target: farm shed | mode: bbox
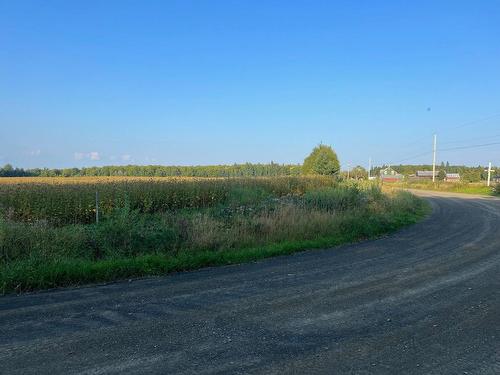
[415,170,438,179]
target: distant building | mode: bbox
[493,175,500,183]
[415,170,438,179]
[445,173,460,182]
[380,167,403,182]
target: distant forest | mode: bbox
[0,163,301,178]
[0,162,497,182]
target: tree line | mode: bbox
[0,163,301,178]
[0,144,496,182]
[0,162,496,181]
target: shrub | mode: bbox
[0,218,89,263]
[304,185,365,211]
[92,205,177,258]
[494,183,500,196]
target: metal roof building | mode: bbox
[416,170,438,178]
[445,173,460,182]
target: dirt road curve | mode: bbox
[1,191,499,374]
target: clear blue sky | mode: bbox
[1,0,499,169]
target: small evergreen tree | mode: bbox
[438,169,446,181]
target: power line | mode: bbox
[373,112,500,168]
[400,133,435,148]
[439,133,500,145]
[439,141,500,152]
[398,112,500,149]
[445,112,500,131]
[387,151,433,165]
[382,141,500,167]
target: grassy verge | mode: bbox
[1,183,429,294]
[385,181,499,196]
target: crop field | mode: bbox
[0,176,342,225]
[0,176,428,293]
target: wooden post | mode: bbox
[95,190,99,224]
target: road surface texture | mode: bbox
[1,191,499,374]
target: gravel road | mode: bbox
[1,190,499,374]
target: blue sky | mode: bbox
[1,0,499,169]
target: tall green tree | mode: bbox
[350,165,368,179]
[302,145,340,175]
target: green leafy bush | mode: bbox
[304,185,364,211]
[92,205,177,258]
[494,183,500,196]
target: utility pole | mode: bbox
[487,162,492,187]
[368,157,372,179]
[432,134,437,183]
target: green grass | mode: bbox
[387,181,499,196]
[453,185,496,195]
[0,180,430,294]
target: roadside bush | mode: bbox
[0,207,178,263]
[91,205,178,258]
[494,183,500,196]
[304,185,365,211]
[225,186,272,207]
[0,218,89,263]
